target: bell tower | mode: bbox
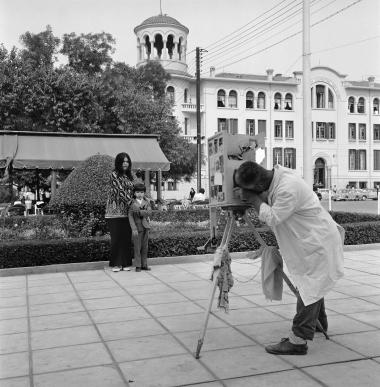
[134,14,189,74]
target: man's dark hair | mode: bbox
[114,152,133,179]
[237,161,266,185]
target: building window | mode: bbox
[218,118,238,134]
[311,122,314,139]
[217,89,226,107]
[349,123,356,140]
[328,123,336,139]
[316,122,326,139]
[166,86,175,104]
[274,92,282,110]
[373,98,379,114]
[328,89,334,109]
[246,91,254,109]
[246,119,255,136]
[274,120,283,138]
[374,124,380,140]
[359,181,367,189]
[217,118,227,132]
[184,89,188,103]
[258,120,266,137]
[229,119,238,134]
[348,181,357,188]
[285,121,294,138]
[359,124,366,140]
[348,96,355,113]
[273,147,282,165]
[316,85,325,108]
[284,148,296,169]
[349,149,366,170]
[184,117,188,135]
[167,181,177,191]
[374,150,380,170]
[284,93,293,110]
[257,92,265,109]
[228,90,238,108]
[357,97,365,113]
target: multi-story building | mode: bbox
[134,14,380,200]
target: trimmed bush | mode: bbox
[329,211,380,224]
[2,221,379,269]
[49,154,114,236]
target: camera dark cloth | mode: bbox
[107,218,132,268]
[292,297,327,340]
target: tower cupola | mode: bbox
[134,14,189,74]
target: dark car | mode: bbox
[313,186,322,201]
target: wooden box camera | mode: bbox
[208,132,266,208]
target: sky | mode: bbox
[1,0,379,81]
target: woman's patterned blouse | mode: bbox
[105,171,135,218]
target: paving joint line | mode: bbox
[104,269,229,387]
[25,275,35,387]
[64,271,132,387]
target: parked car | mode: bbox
[332,189,350,201]
[366,189,379,200]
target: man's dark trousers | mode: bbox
[292,297,327,340]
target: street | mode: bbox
[321,198,380,215]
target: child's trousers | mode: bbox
[133,229,149,268]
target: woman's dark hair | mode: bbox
[114,152,133,179]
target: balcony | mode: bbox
[181,103,204,112]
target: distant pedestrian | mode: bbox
[193,188,206,202]
[105,152,135,272]
[189,187,196,201]
[129,183,152,272]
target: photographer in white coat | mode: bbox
[234,161,344,355]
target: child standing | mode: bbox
[129,183,152,272]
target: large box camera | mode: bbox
[208,132,266,208]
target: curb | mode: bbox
[0,246,378,277]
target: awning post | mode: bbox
[51,170,57,197]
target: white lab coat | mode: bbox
[259,165,344,306]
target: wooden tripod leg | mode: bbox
[195,211,235,359]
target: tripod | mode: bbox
[195,207,329,359]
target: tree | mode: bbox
[20,25,60,68]
[135,60,171,98]
[61,32,115,74]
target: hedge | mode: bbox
[1,221,379,269]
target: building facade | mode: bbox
[134,14,380,200]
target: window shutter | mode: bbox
[293,148,296,169]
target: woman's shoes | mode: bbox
[112,266,131,272]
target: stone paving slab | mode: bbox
[0,248,380,386]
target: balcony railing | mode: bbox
[181,103,204,112]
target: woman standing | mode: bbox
[105,153,135,272]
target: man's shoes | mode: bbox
[135,267,141,272]
[141,266,151,271]
[121,267,131,271]
[265,338,308,355]
[112,267,121,272]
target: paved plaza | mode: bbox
[1,246,380,386]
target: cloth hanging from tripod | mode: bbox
[260,246,283,301]
[211,246,234,312]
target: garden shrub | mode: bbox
[49,154,114,236]
[329,211,380,224]
[2,221,379,269]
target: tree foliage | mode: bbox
[0,27,197,181]
[20,25,60,68]
[60,32,115,74]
